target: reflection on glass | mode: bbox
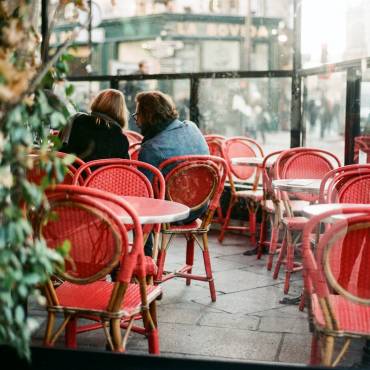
[302,0,370,67]
[303,73,346,162]
[119,79,190,132]
[198,78,291,153]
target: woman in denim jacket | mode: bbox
[134,91,209,255]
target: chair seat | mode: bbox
[55,281,162,317]
[282,216,308,230]
[236,189,263,201]
[167,218,202,232]
[312,294,370,335]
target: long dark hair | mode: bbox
[135,91,178,127]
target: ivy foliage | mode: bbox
[0,0,87,360]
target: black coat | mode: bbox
[60,113,129,162]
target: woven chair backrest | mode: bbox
[27,152,86,186]
[73,159,165,200]
[41,185,145,285]
[222,136,264,181]
[336,174,370,204]
[205,137,224,158]
[316,215,370,305]
[302,207,370,308]
[261,150,283,199]
[159,155,227,214]
[277,148,340,202]
[354,135,370,164]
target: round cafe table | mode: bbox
[272,178,321,194]
[231,156,274,168]
[100,195,190,224]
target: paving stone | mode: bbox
[278,333,311,363]
[194,285,284,314]
[212,268,280,293]
[259,316,309,334]
[130,322,282,361]
[199,312,259,331]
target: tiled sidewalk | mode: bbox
[29,230,364,366]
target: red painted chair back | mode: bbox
[303,206,370,305]
[158,155,227,225]
[354,135,370,164]
[42,185,145,284]
[222,136,264,181]
[205,136,225,158]
[73,159,165,200]
[27,152,87,186]
[276,147,341,202]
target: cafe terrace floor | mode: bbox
[29,230,364,367]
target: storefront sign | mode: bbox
[173,22,261,38]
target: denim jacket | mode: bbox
[138,119,209,182]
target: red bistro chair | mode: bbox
[123,130,143,145]
[272,148,341,294]
[73,158,165,262]
[302,206,370,366]
[219,136,264,246]
[204,135,227,226]
[155,155,227,302]
[256,150,283,260]
[354,135,370,164]
[39,185,162,353]
[27,151,89,186]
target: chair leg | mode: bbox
[284,230,294,294]
[218,195,236,243]
[155,234,168,283]
[147,302,160,354]
[322,335,335,366]
[247,202,257,246]
[310,332,321,365]
[186,235,195,286]
[267,215,280,271]
[65,317,77,349]
[257,209,267,259]
[273,228,287,280]
[43,312,56,347]
[111,318,124,352]
[298,289,305,311]
[202,233,216,302]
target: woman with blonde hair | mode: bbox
[60,89,129,161]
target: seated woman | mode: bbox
[60,89,129,161]
[134,90,209,256]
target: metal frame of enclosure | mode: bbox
[43,0,368,164]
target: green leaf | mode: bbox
[65,84,75,97]
[15,306,25,325]
[57,239,72,257]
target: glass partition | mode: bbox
[118,79,190,131]
[302,0,370,68]
[302,72,346,162]
[198,77,291,153]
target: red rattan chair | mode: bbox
[73,158,165,263]
[219,136,265,246]
[256,150,283,260]
[204,136,227,226]
[354,135,370,164]
[272,148,341,294]
[38,185,162,353]
[123,130,143,145]
[302,205,370,366]
[155,155,227,302]
[27,151,89,186]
